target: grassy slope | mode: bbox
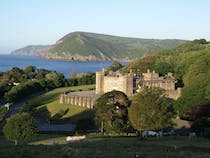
[11,45,48,55]
[25,85,95,123]
[0,135,210,158]
[44,32,186,60]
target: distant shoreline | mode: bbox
[6,54,132,62]
[0,55,127,77]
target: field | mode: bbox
[24,85,95,123]
[0,134,210,158]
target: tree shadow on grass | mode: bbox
[36,105,94,124]
[50,109,95,124]
[51,109,69,121]
[35,106,51,121]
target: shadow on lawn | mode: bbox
[36,106,94,124]
[35,106,51,120]
[50,110,95,124]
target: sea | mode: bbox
[0,55,127,78]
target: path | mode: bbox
[1,91,75,132]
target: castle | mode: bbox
[60,69,181,108]
[96,69,181,99]
[96,69,133,97]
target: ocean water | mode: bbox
[0,55,127,78]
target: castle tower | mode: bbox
[96,70,104,95]
[123,73,133,97]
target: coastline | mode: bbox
[8,53,132,62]
[0,55,127,77]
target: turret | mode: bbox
[96,70,104,95]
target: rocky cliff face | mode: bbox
[38,32,187,61]
[11,45,48,56]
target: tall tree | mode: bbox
[129,87,174,136]
[94,90,130,133]
[3,113,38,145]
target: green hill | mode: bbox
[122,39,210,117]
[11,45,48,56]
[38,32,186,61]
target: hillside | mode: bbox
[122,39,210,117]
[11,45,48,56]
[38,32,186,61]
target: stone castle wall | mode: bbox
[59,91,98,109]
[103,76,124,93]
[96,69,133,97]
[96,69,181,100]
[167,88,182,100]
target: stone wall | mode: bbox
[104,76,124,93]
[167,88,182,100]
[96,68,182,100]
[96,70,133,97]
[59,91,99,109]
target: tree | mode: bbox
[0,106,8,122]
[3,113,38,145]
[7,67,23,83]
[193,39,208,44]
[174,53,210,116]
[187,101,210,121]
[108,61,123,72]
[129,87,174,137]
[0,82,10,99]
[24,66,37,79]
[191,117,210,136]
[4,81,43,102]
[45,72,65,87]
[94,90,130,134]
[150,60,174,76]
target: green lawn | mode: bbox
[0,135,210,158]
[24,85,95,123]
[29,134,68,145]
[37,100,93,123]
[26,84,95,107]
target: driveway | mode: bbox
[1,92,76,132]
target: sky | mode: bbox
[0,0,210,54]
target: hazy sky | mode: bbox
[1,0,210,54]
